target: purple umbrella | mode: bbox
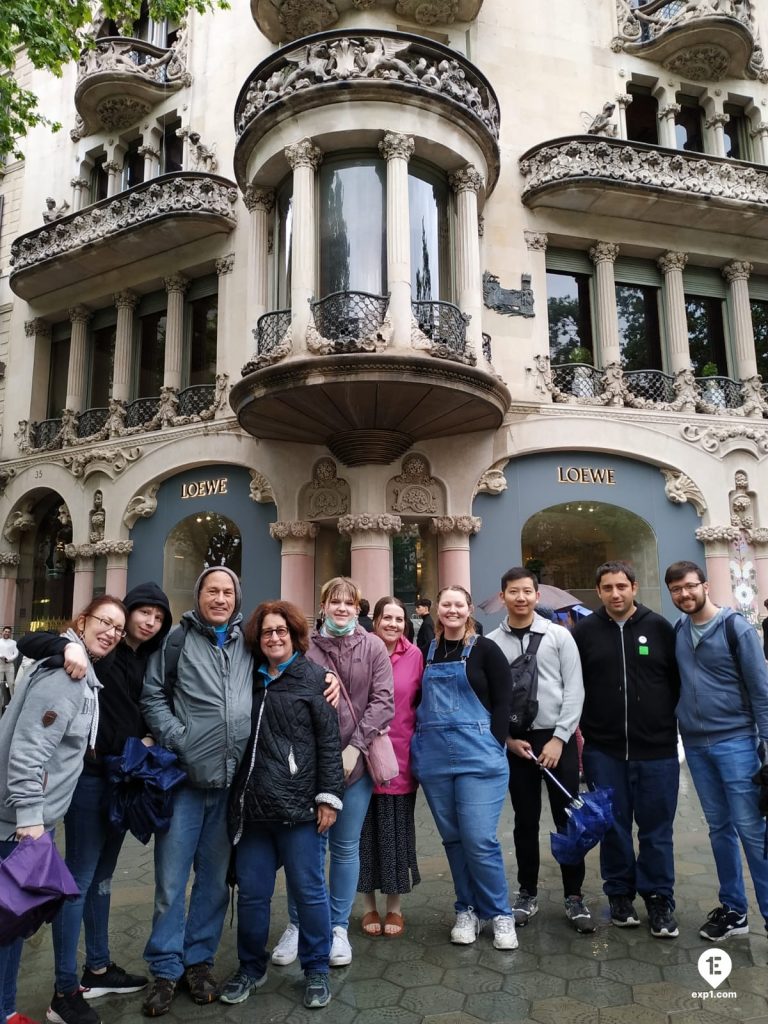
[0,832,79,946]
[479,584,583,615]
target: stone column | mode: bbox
[112,292,138,402]
[25,319,52,422]
[70,177,89,212]
[722,261,756,380]
[269,521,318,617]
[705,112,729,158]
[66,306,92,413]
[750,123,768,164]
[658,104,681,149]
[243,186,275,337]
[449,165,484,361]
[215,254,235,378]
[105,160,122,197]
[379,132,415,350]
[753,539,768,621]
[589,242,621,368]
[616,93,633,139]
[431,515,481,592]
[657,252,690,373]
[337,514,402,607]
[69,545,96,611]
[163,274,189,390]
[697,530,739,608]
[524,231,549,363]
[102,541,133,597]
[0,555,20,631]
[285,139,322,355]
[139,144,161,180]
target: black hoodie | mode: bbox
[18,581,172,765]
[572,603,679,760]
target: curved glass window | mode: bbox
[319,157,386,295]
[521,501,661,611]
[275,179,293,309]
[164,512,242,624]
[409,164,451,300]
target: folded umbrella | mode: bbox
[104,737,187,846]
[0,832,79,946]
[751,740,768,859]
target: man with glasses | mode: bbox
[666,560,768,942]
[572,561,680,939]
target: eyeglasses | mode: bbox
[668,583,703,597]
[88,615,127,639]
[260,626,289,640]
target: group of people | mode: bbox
[0,558,766,1023]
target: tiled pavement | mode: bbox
[18,766,768,1023]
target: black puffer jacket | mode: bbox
[227,653,343,841]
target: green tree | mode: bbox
[1,1,228,161]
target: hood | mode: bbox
[123,581,173,654]
[193,565,242,625]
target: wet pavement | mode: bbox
[18,766,768,1023]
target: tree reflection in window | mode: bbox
[164,511,242,622]
[615,284,662,370]
[546,271,594,364]
[685,295,728,375]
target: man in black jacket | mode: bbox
[415,599,435,656]
[572,561,680,940]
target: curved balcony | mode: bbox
[9,173,238,301]
[311,291,390,353]
[78,407,109,438]
[233,29,499,190]
[231,301,510,466]
[612,0,763,81]
[519,136,768,238]
[74,34,190,137]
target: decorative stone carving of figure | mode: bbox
[89,490,106,543]
[584,102,617,137]
[42,197,70,223]
[188,132,218,173]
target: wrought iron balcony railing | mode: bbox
[125,397,160,429]
[78,407,109,438]
[256,309,292,357]
[623,369,676,404]
[412,300,471,360]
[310,291,390,352]
[31,418,63,450]
[695,375,744,409]
[177,384,216,418]
[551,363,604,400]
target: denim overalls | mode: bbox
[411,636,511,919]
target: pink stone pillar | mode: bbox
[431,516,482,593]
[104,546,132,598]
[338,515,402,608]
[703,544,734,607]
[0,567,19,628]
[269,522,318,619]
[753,544,768,614]
[72,552,96,612]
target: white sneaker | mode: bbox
[329,926,352,967]
[271,923,299,965]
[492,914,519,950]
[451,909,482,945]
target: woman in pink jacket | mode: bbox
[271,577,394,970]
[358,597,423,937]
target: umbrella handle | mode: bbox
[525,748,578,803]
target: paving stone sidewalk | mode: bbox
[17,766,768,1023]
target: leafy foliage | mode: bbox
[1,1,229,161]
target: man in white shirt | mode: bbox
[0,626,19,711]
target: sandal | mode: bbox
[383,912,405,937]
[361,911,382,936]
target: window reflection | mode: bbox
[615,284,662,370]
[319,158,386,295]
[546,271,593,364]
[164,511,242,624]
[409,168,451,300]
[685,295,727,375]
[137,310,166,397]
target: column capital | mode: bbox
[448,165,484,195]
[751,122,768,139]
[24,317,51,338]
[524,231,548,252]
[0,553,21,568]
[93,539,134,556]
[430,515,482,536]
[269,520,319,540]
[285,138,323,171]
[68,305,92,324]
[722,260,753,283]
[164,274,190,294]
[658,103,681,121]
[705,112,730,130]
[103,160,122,173]
[589,241,619,265]
[337,513,402,536]
[70,177,89,188]
[138,144,160,159]
[378,132,415,162]
[243,185,275,212]
[114,290,139,310]
[657,251,688,275]
[215,253,235,276]
[615,92,633,109]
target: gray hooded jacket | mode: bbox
[140,566,253,788]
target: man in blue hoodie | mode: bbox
[666,560,768,942]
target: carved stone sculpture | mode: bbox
[42,197,70,223]
[483,272,534,318]
[388,454,441,514]
[661,469,707,515]
[301,458,350,519]
[89,490,106,543]
[584,102,618,137]
[124,484,160,529]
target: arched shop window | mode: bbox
[30,498,74,630]
[163,512,242,623]
[521,501,661,612]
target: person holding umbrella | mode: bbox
[572,561,680,939]
[487,567,593,933]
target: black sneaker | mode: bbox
[699,905,749,941]
[564,895,596,933]
[304,972,332,1009]
[609,895,640,927]
[81,963,148,999]
[219,968,267,1005]
[183,963,219,1004]
[46,990,101,1024]
[141,979,177,1018]
[646,895,679,939]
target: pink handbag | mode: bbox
[338,682,399,785]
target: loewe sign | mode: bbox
[557,466,616,485]
[181,477,228,499]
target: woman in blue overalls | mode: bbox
[411,585,517,950]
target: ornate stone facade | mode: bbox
[123,485,159,529]
[300,458,351,519]
[661,469,708,515]
[61,446,143,479]
[249,471,275,504]
[430,515,482,535]
[387,454,442,515]
[338,513,403,535]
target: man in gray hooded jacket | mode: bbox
[140,567,252,1016]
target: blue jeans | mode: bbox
[143,786,231,979]
[582,747,678,904]
[288,773,374,931]
[236,822,330,976]
[52,772,127,992]
[685,735,768,922]
[0,840,22,1016]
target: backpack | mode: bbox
[508,631,544,737]
[160,621,189,713]
[675,610,750,706]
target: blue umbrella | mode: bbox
[526,751,613,865]
[104,737,187,845]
